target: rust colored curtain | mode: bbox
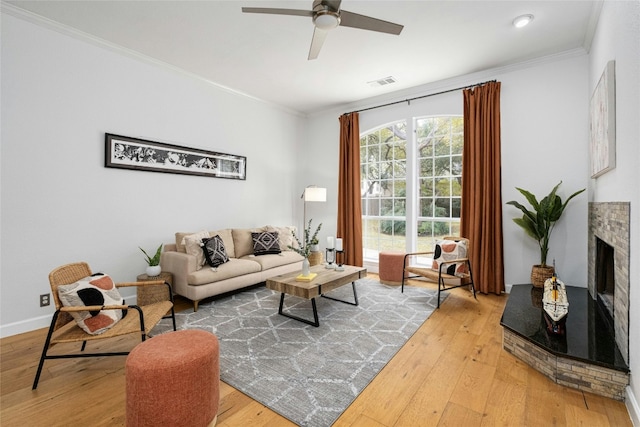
[461,82,505,295]
[337,112,363,266]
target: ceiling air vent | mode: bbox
[367,76,397,88]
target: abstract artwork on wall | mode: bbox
[105,133,246,180]
[589,60,616,178]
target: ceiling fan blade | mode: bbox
[308,27,329,60]
[241,7,313,17]
[339,10,404,35]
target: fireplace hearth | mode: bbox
[501,284,629,400]
[500,201,631,401]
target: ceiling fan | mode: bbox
[242,0,404,60]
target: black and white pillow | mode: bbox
[202,235,230,268]
[252,231,281,255]
[57,273,127,335]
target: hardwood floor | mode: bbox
[1,275,632,426]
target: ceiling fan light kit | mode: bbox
[314,12,340,30]
[242,0,403,60]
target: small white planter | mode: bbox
[146,265,161,277]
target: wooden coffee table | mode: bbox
[266,264,367,327]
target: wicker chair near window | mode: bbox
[401,236,477,308]
[33,262,177,389]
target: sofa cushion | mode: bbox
[232,228,265,258]
[202,235,230,268]
[182,230,210,269]
[175,232,192,253]
[188,258,262,285]
[252,231,281,255]
[57,273,127,335]
[210,229,235,259]
[176,228,234,256]
[242,251,304,270]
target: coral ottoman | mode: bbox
[126,330,220,427]
[379,251,406,285]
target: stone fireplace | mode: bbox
[588,202,630,365]
[501,201,631,401]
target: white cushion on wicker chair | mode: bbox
[57,273,125,335]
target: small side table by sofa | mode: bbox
[308,251,323,266]
[136,271,173,306]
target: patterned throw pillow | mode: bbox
[252,231,281,255]
[202,235,230,268]
[431,239,468,276]
[57,273,127,335]
[263,225,297,251]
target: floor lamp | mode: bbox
[302,185,326,243]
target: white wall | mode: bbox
[304,52,590,288]
[587,1,640,422]
[0,13,304,336]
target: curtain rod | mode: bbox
[346,79,497,115]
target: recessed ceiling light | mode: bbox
[513,14,534,28]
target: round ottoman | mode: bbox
[126,330,220,427]
[379,251,407,285]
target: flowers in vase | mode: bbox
[288,220,322,258]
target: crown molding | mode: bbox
[1,2,305,118]
[309,47,588,118]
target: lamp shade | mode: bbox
[304,187,327,202]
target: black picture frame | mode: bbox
[104,133,246,180]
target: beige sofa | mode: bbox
[160,226,304,311]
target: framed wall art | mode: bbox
[589,60,616,178]
[105,133,246,180]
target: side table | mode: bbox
[308,251,323,266]
[136,271,173,306]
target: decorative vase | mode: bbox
[531,264,554,288]
[301,258,310,277]
[146,265,161,277]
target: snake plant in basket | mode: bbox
[507,181,584,287]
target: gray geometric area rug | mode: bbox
[153,278,443,427]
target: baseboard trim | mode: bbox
[0,314,52,338]
[626,386,640,426]
[0,296,139,338]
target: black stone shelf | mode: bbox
[501,284,629,373]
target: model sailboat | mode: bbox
[542,269,569,335]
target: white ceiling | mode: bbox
[4,0,601,115]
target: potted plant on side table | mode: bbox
[140,244,163,277]
[507,181,585,288]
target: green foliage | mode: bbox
[288,220,322,258]
[380,220,405,236]
[506,181,585,266]
[418,220,449,236]
[140,244,163,266]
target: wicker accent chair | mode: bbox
[401,236,477,308]
[33,262,177,389]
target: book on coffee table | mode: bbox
[295,273,317,282]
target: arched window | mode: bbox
[360,116,462,262]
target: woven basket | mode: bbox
[531,265,555,288]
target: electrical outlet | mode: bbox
[40,293,50,307]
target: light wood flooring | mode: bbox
[1,275,632,426]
